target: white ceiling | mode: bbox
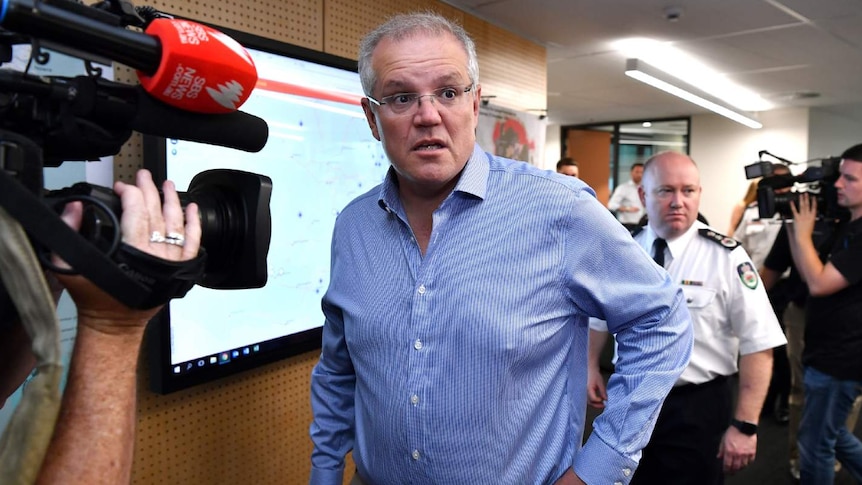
[442,0,862,126]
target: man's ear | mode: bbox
[471,84,482,129]
[361,98,381,141]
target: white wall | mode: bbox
[808,107,862,159]
[543,123,561,171]
[690,108,809,234]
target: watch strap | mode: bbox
[731,418,758,435]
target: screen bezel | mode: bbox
[143,26,360,394]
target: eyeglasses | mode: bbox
[366,85,474,115]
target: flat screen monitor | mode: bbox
[144,28,388,393]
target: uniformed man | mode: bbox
[588,151,786,485]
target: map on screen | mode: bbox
[150,44,389,389]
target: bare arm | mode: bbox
[36,170,201,484]
[727,203,745,238]
[787,194,849,296]
[734,349,772,424]
[37,318,146,483]
[759,267,782,292]
[717,349,772,474]
[587,328,609,409]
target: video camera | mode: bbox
[0,0,273,317]
[744,150,846,222]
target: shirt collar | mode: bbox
[646,219,703,261]
[377,143,489,212]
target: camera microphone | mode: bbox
[130,85,268,152]
[0,0,257,114]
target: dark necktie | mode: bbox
[653,238,667,267]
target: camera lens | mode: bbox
[181,169,272,289]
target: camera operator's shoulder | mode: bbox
[698,228,739,251]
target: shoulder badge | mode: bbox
[737,261,759,289]
[698,228,739,250]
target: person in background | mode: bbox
[733,164,791,268]
[0,169,201,484]
[309,12,693,485]
[589,151,785,485]
[556,157,579,178]
[786,144,862,483]
[761,214,862,480]
[734,163,792,426]
[607,162,645,230]
[727,180,760,238]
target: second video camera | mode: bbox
[745,151,844,221]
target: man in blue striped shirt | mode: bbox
[309,12,693,485]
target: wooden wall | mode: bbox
[112,1,546,483]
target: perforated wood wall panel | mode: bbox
[465,16,547,114]
[142,0,323,50]
[324,0,462,60]
[110,1,546,483]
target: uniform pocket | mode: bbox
[681,285,716,309]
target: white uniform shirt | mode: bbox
[636,221,786,385]
[607,180,644,225]
[734,203,782,270]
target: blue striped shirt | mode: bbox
[310,144,692,485]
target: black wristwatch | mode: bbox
[731,418,758,436]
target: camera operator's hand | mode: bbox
[51,169,201,330]
[788,192,817,240]
[36,169,201,485]
[786,192,849,297]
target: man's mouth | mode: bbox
[415,143,444,151]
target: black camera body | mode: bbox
[0,0,272,316]
[745,154,846,222]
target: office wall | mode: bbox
[690,108,809,233]
[808,106,862,160]
[110,1,545,484]
[543,123,562,172]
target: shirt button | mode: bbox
[414,339,423,350]
[410,394,420,405]
[412,449,420,460]
[614,482,623,485]
[623,468,631,476]
[418,284,426,294]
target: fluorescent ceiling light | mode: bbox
[625,58,763,129]
[613,38,773,112]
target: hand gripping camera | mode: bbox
[0,0,273,319]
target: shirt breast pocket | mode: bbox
[681,285,729,336]
[682,285,716,309]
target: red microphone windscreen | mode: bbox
[137,19,257,114]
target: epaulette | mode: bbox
[630,225,645,237]
[699,228,739,250]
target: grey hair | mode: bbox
[357,11,479,96]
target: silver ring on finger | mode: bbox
[164,232,185,247]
